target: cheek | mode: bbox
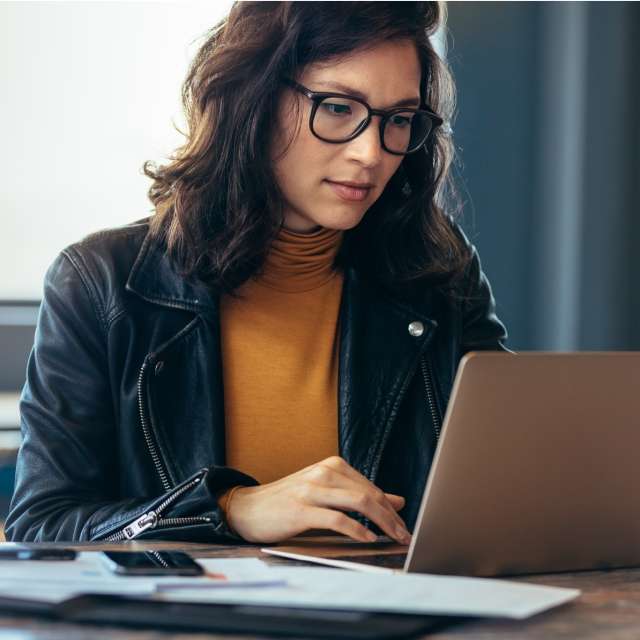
[275,131,334,192]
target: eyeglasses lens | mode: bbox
[384,111,432,154]
[313,97,433,154]
[313,97,368,140]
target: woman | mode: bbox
[6,1,507,544]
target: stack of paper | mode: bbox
[0,549,581,619]
[169,562,581,620]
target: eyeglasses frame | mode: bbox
[283,78,444,156]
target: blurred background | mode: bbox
[0,1,638,528]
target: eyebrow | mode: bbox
[312,81,421,109]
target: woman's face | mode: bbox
[270,39,422,233]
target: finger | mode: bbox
[306,486,410,544]
[304,506,377,543]
[385,493,406,510]
[322,458,406,509]
[312,459,409,530]
[263,462,406,531]
[276,457,405,510]
[298,465,408,538]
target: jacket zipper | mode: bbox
[148,550,169,568]
[97,317,208,542]
[365,356,442,484]
[138,356,172,492]
[359,349,439,531]
[102,471,211,542]
[420,355,441,441]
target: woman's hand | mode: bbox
[224,456,411,544]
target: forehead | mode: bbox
[301,40,421,102]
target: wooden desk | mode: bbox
[0,537,636,639]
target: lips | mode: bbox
[325,180,372,202]
[329,180,375,188]
[327,178,375,189]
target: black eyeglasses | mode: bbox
[283,78,443,156]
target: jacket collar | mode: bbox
[125,229,218,314]
[126,225,439,322]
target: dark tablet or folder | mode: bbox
[0,593,463,639]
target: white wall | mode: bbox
[0,1,232,300]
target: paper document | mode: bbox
[160,558,286,589]
[0,553,282,604]
[0,548,580,619]
[157,565,580,619]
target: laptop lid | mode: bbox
[405,351,640,577]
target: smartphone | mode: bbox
[0,546,77,561]
[101,551,204,576]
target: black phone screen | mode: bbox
[0,546,77,561]
[102,551,204,576]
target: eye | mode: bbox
[389,114,413,128]
[320,102,353,117]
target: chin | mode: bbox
[318,204,369,231]
[317,214,365,231]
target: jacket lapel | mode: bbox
[125,232,226,483]
[338,267,438,481]
[126,230,217,314]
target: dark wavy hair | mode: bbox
[145,1,469,296]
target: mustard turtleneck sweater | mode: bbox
[218,225,344,512]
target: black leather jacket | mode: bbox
[5,217,508,542]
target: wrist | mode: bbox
[217,485,244,535]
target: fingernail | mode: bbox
[396,526,410,542]
[366,530,377,542]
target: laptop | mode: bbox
[264,352,640,577]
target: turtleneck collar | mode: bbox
[256,225,344,293]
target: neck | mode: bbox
[283,223,323,235]
[256,225,344,293]
[282,223,324,236]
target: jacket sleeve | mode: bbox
[4,250,257,543]
[453,224,511,354]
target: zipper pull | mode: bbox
[123,510,158,539]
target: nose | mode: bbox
[344,115,384,168]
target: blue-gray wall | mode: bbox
[447,1,640,350]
